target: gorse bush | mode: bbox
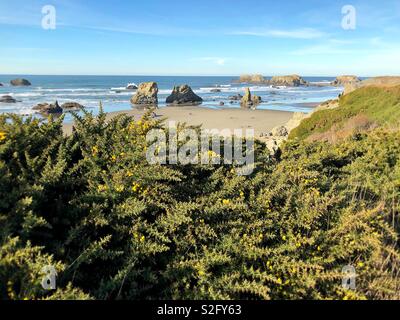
[289,85,400,141]
[0,109,399,300]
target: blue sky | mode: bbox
[0,0,399,76]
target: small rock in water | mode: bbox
[0,95,17,103]
[33,101,63,114]
[219,102,225,106]
[10,78,31,86]
[228,94,243,101]
[61,102,84,111]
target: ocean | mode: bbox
[0,75,343,122]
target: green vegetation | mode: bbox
[0,107,399,300]
[289,85,400,141]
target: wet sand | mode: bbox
[63,106,294,137]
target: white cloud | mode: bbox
[231,28,326,39]
[193,57,227,66]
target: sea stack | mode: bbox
[166,85,203,105]
[130,82,158,105]
[236,74,266,84]
[241,88,262,109]
[10,78,31,86]
[269,75,307,87]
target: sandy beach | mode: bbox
[63,106,295,137]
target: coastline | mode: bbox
[62,106,295,137]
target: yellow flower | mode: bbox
[281,235,287,241]
[127,171,133,177]
[0,131,6,142]
[111,155,117,162]
[222,199,230,205]
[92,146,99,155]
[115,185,125,193]
[132,183,140,192]
[357,262,365,268]
[277,278,283,285]
[198,270,205,277]
[97,184,108,192]
[296,242,301,248]
[140,235,145,243]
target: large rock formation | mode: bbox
[130,82,158,105]
[166,85,203,105]
[0,95,16,103]
[269,75,307,87]
[0,83,3,87]
[10,78,31,86]
[332,75,360,86]
[33,101,63,114]
[236,74,266,84]
[240,88,262,108]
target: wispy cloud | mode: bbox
[192,57,228,66]
[231,28,326,39]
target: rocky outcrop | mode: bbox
[126,83,138,90]
[130,82,158,105]
[342,76,400,95]
[228,94,243,101]
[10,78,31,86]
[0,95,16,103]
[271,126,288,137]
[0,83,3,86]
[61,102,84,111]
[33,101,63,114]
[260,99,341,155]
[240,88,262,108]
[268,75,307,87]
[236,74,266,84]
[166,85,203,105]
[332,75,360,86]
[210,88,221,93]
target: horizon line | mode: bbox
[0,73,376,78]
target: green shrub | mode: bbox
[0,110,399,300]
[289,85,400,141]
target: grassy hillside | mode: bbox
[1,110,399,300]
[289,85,400,141]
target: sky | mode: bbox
[0,0,399,76]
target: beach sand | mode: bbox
[63,106,295,137]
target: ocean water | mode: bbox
[0,75,343,122]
